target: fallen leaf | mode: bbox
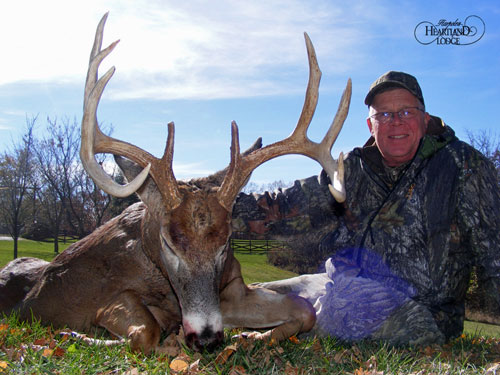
[170,359,189,373]
[310,338,322,353]
[215,344,238,364]
[0,361,8,369]
[288,335,300,344]
[0,324,8,332]
[333,350,348,364]
[123,367,140,375]
[422,346,435,356]
[42,348,53,358]
[53,347,66,357]
[364,355,378,371]
[188,359,201,373]
[284,361,299,375]
[157,332,182,357]
[33,338,48,346]
[49,339,58,349]
[229,365,247,375]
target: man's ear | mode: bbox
[367,117,374,135]
[424,112,431,129]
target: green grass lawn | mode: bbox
[234,252,297,284]
[2,238,500,374]
[1,238,499,339]
[0,238,73,267]
[0,238,295,284]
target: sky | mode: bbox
[0,0,499,186]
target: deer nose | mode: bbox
[185,327,223,351]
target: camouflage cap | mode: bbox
[364,71,424,107]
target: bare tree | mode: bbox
[242,180,292,194]
[467,129,500,184]
[78,163,113,230]
[0,117,37,258]
[34,117,114,243]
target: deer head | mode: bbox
[80,13,350,350]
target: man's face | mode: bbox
[367,88,430,167]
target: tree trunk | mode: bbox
[53,236,59,254]
[13,236,18,259]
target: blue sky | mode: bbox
[0,0,498,185]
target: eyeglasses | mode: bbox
[369,107,424,125]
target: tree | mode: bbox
[467,129,500,184]
[34,117,115,245]
[242,180,291,194]
[0,117,37,258]
[465,129,500,323]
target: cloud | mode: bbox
[173,161,216,180]
[0,0,372,100]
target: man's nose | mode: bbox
[389,112,403,126]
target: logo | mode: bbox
[414,15,485,45]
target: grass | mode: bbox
[234,252,297,284]
[0,238,74,267]
[2,238,500,374]
[1,313,500,374]
[0,238,295,284]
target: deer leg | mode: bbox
[220,278,316,342]
[95,290,161,354]
[251,273,330,306]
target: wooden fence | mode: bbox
[230,238,289,254]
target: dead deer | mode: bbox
[0,13,350,354]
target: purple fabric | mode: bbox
[315,248,414,340]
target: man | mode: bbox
[233,71,500,345]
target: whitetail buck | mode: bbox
[0,13,350,353]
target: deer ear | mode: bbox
[114,155,161,206]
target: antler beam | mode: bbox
[216,33,351,211]
[80,13,183,210]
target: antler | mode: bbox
[217,33,351,211]
[80,13,183,210]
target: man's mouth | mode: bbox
[389,135,408,139]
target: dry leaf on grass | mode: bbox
[169,353,192,373]
[157,331,182,357]
[228,365,247,375]
[42,348,53,358]
[170,359,189,373]
[284,361,300,375]
[53,346,66,357]
[123,367,142,375]
[333,349,349,364]
[215,343,238,364]
[288,335,300,344]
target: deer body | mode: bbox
[20,203,180,335]
[11,198,313,353]
[0,12,351,353]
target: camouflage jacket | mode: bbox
[232,116,500,340]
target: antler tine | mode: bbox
[217,33,350,211]
[81,13,183,209]
[320,78,352,203]
[81,13,151,198]
[290,32,321,142]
